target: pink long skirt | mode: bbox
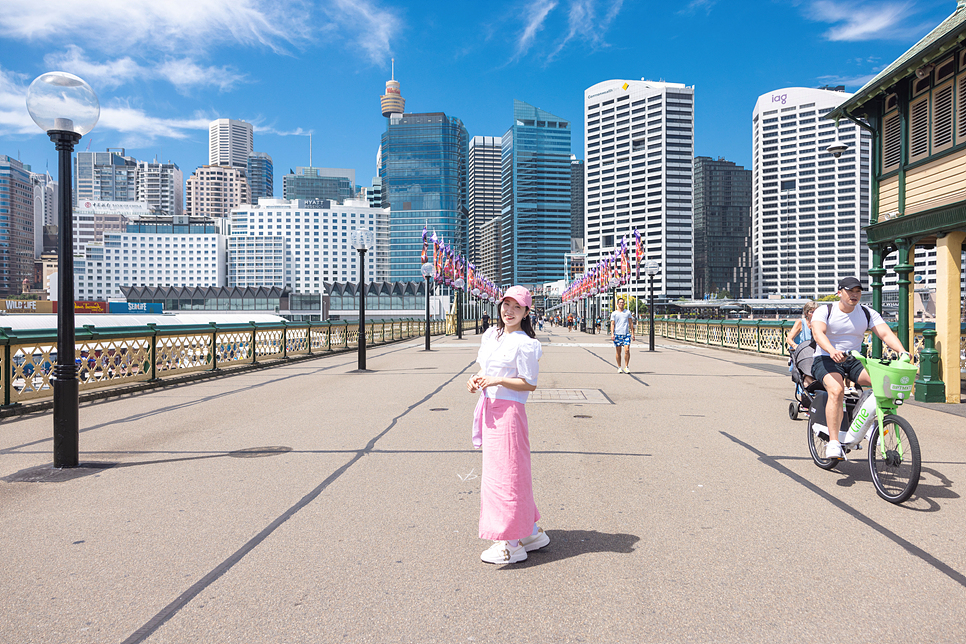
[477,398,540,540]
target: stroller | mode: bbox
[788,342,817,420]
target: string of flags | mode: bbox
[561,232,651,303]
[423,227,502,303]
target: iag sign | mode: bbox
[772,93,788,105]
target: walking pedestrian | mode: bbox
[481,312,490,333]
[467,285,549,564]
[610,297,635,373]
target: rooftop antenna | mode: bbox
[309,133,312,167]
[392,58,395,80]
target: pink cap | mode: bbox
[502,285,532,308]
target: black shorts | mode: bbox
[812,355,865,385]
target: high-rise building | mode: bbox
[136,160,183,216]
[367,177,383,209]
[0,155,35,295]
[72,201,154,255]
[229,198,388,292]
[500,100,572,286]
[185,165,251,218]
[75,216,227,300]
[693,156,753,299]
[247,152,274,204]
[31,171,57,259]
[583,80,695,300]
[468,136,502,267]
[479,217,502,285]
[380,112,469,282]
[282,167,355,203]
[75,148,138,204]
[751,87,872,297]
[209,119,254,170]
[571,157,584,241]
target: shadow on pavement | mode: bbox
[509,529,640,568]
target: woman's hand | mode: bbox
[467,374,490,393]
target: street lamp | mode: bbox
[350,229,375,371]
[26,72,99,469]
[421,262,434,351]
[644,260,661,352]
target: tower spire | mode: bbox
[381,60,405,118]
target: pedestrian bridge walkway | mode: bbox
[2,327,966,643]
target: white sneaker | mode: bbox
[623,367,631,374]
[481,540,527,564]
[617,367,623,373]
[825,440,844,459]
[520,527,550,552]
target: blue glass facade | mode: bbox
[501,100,572,286]
[380,112,468,282]
[247,152,274,203]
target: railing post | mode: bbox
[915,328,945,402]
[210,323,219,371]
[281,321,288,359]
[250,322,258,364]
[307,322,313,355]
[756,320,762,353]
[1,328,12,407]
[148,323,158,381]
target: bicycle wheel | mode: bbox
[868,414,921,504]
[807,415,838,470]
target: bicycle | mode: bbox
[806,350,922,504]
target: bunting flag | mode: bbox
[421,227,428,264]
[634,229,642,280]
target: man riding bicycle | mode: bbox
[810,277,909,459]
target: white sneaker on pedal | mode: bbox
[825,440,844,459]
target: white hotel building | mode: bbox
[228,198,389,294]
[751,87,872,298]
[75,217,228,301]
[583,79,695,300]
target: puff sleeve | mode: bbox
[515,337,542,386]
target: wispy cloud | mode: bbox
[511,0,624,63]
[678,0,716,16]
[325,0,402,65]
[804,1,925,41]
[816,72,878,88]
[42,47,247,94]
[0,0,312,55]
[513,0,559,60]
[547,0,623,61]
[0,66,35,135]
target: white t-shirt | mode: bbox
[476,328,542,403]
[611,310,634,335]
[812,303,884,357]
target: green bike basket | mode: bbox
[865,358,919,400]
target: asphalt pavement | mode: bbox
[1,325,965,643]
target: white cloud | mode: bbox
[0,66,36,135]
[42,47,247,94]
[0,0,312,55]
[816,72,878,88]
[678,0,716,16]
[99,101,211,140]
[547,0,623,61]
[513,0,559,60]
[326,0,402,65]
[805,1,922,41]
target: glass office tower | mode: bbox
[501,100,572,286]
[693,156,752,299]
[247,152,274,204]
[380,112,469,282]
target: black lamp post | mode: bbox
[644,260,661,352]
[454,275,465,340]
[421,261,434,351]
[350,229,374,371]
[26,72,99,469]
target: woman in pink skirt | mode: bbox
[467,285,549,564]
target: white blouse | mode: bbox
[475,328,542,403]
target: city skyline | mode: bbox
[0,0,954,194]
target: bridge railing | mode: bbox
[635,317,941,368]
[0,318,447,408]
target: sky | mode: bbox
[0,0,958,192]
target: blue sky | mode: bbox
[0,0,956,191]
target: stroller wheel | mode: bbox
[788,401,799,421]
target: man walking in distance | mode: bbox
[610,298,635,373]
[811,277,908,459]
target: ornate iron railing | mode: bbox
[637,318,947,370]
[0,318,449,407]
